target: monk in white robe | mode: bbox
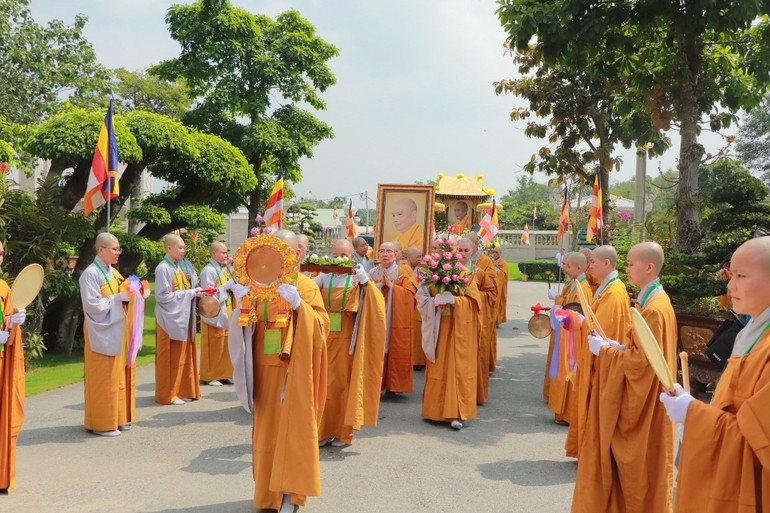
[199,242,235,386]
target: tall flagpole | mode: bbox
[598,171,603,246]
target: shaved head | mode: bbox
[331,239,354,258]
[734,236,770,278]
[593,245,618,267]
[209,241,226,254]
[629,242,665,273]
[405,246,422,258]
[564,252,587,271]
[273,229,298,251]
[164,233,183,250]
[728,236,770,318]
[95,232,119,250]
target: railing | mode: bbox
[496,230,572,263]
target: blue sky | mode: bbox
[31,0,730,209]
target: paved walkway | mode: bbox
[4,281,577,513]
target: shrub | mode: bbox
[518,259,560,280]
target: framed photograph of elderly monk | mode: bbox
[446,199,475,235]
[375,184,435,257]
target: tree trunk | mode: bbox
[675,84,704,253]
[52,296,82,355]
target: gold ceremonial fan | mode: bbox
[10,263,45,310]
[629,307,675,393]
[232,234,298,302]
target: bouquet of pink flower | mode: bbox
[416,238,472,296]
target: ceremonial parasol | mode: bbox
[629,307,675,393]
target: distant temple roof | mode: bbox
[435,173,494,198]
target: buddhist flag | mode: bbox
[557,188,569,243]
[478,198,499,245]
[83,100,119,216]
[346,200,356,239]
[586,174,603,243]
[263,170,284,230]
[521,224,530,245]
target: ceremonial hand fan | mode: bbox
[629,307,675,393]
[10,263,45,311]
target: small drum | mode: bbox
[528,314,552,338]
[198,295,221,319]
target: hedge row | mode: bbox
[518,260,560,281]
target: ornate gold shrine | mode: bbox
[232,234,298,302]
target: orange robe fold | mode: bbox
[474,253,498,402]
[571,292,676,513]
[565,278,630,458]
[495,257,509,326]
[317,276,386,444]
[419,280,482,422]
[379,267,417,393]
[543,278,576,401]
[0,280,24,493]
[674,325,770,513]
[199,264,234,382]
[547,277,592,423]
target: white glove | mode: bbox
[608,340,626,350]
[434,292,455,306]
[223,278,235,291]
[547,289,557,300]
[588,334,609,356]
[119,291,131,302]
[353,266,369,284]
[10,309,26,326]
[0,331,8,346]
[277,283,301,310]
[232,284,251,304]
[659,383,694,424]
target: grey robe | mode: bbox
[199,259,230,330]
[154,258,197,341]
[79,257,125,357]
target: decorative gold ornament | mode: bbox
[232,234,298,302]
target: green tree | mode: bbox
[0,0,109,125]
[111,68,192,119]
[152,0,338,232]
[498,0,770,252]
[498,175,558,229]
[736,95,770,186]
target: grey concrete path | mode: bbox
[4,281,576,513]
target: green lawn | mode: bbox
[507,262,522,281]
[25,294,158,396]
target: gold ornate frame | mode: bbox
[374,184,435,257]
[232,234,298,302]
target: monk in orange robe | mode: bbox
[417,255,482,431]
[405,247,427,368]
[572,242,676,513]
[199,241,234,386]
[660,236,770,513]
[545,252,592,425]
[0,240,28,493]
[79,233,136,437]
[154,234,201,405]
[369,242,417,394]
[580,248,600,294]
[455,237,496,404]
[490,246,509,326]
[565,245,631,459]
[314,240,386,447]
[229,230,329,513]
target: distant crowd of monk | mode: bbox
[2,233,769,513]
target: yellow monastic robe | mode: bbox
[674,326,770,513]
[543,278,574,401]
[0,280,24,492]
[394,223,425,253]
[571,292,676,513]
[413,306,426,367]
[547,277,592,423]
[380,268,417,393]
[199,264,234,382]
[565,278,630,458]
[495,257,509,325]
[317,275,386,444]
[419,280,482,422]
[83,268,135,432]
[154,265,200,404]
[452,216,472,235]
[244,275,329,511]
[475,252,499,381]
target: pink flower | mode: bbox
[255,214,263,222]
[250,227,260,236]
[431,252,440,260]
[442,263,453,271]
[463,277,471,285]
[435,238,444,245]
[227,256,234,264]
[429,260,439,268]
[190,232,199,241]
[447,226,455,234]
[455,263,465,270]
[431,274,440,282]
[0,162,9,175]
[442,276,451,284]
[422,255,431,262]
[452,274,459,281]
[443,251,453,259]
[264,227,273,234]
[446,239,455,246]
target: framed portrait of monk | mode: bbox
[375,184,435,257]
[447,199,475,235]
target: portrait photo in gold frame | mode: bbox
[374,184,435,257]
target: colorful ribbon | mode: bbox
[125,275,145,366]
